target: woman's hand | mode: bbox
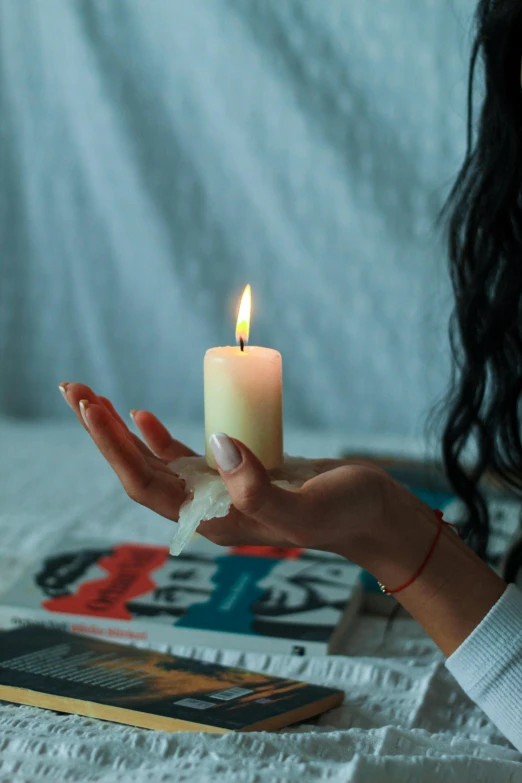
[59,382,507,657]
[59,382,395,566]
[61,382,196,522]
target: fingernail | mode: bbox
[79,399,90,428]
[129,409,137,422]
[209,433,242,473]
[58,382,69,397]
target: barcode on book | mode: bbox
[210,687,253,701]
[174,698,214,710]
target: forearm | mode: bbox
[398,529,505,657]
[347,479,507,657]
[332,474,522,752]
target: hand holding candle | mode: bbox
[204,285,283,471]
[61,384,507,670]
[58,294,392,563]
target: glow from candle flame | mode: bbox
[235,284,251,348]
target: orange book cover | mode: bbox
[0,626,343,733]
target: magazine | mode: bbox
[0,535,362,657]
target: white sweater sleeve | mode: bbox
[446,583,522,751]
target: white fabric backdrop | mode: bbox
[0,0,472,440]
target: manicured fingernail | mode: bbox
[79,399,90,428]
[209,433,242,472]
[58,382,69,397]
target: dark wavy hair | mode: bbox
[443,0,522,558]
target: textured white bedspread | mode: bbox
[0,417,521,782]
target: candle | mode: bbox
[204,285,283,470]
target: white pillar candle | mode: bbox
[204,286,283,470]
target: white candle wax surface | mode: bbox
[204,345,283,470]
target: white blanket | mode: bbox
[0,418,520,782]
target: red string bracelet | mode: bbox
[377,510,459,595]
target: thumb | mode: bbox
[209,433,303,526]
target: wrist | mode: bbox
[373,480,505,655]
[329,468,507,656]
[375,478,441,588]
[336,473,439,586]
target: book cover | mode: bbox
[0,536,362,657]
[0,626,343,733]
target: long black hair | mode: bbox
[443,0,522,558]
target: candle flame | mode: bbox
[235,284,251,348]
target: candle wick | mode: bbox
[239,337,245,352]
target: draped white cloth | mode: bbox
[0,0,470,439]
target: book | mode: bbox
[0,535,362,657]
[0,626,343,733]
